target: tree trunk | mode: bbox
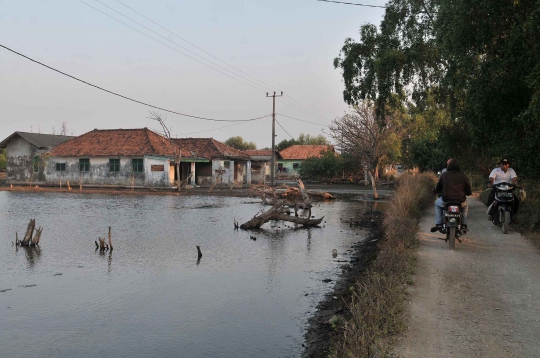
[21,219,35,246]
[240,200,323,229]
[368,170,379,199]
[31,227,42,246]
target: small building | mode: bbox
[46,128,178,187]
[278,145,335,177]
[173,138,252,188]
[243,149,282,184]
[0,132,75,184]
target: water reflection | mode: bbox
[23,246,41,268]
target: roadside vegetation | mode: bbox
[328,172,436,357]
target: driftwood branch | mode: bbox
[240,200,323,229]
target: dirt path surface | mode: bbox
[394,196,540,358]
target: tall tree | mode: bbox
[334,0,540,177]
[329,102,403,197]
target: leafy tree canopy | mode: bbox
[334,0,540,177]
[276,133,328,151]
[224,136,257,150]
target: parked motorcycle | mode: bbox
[441,201,467,250]
[488,181,520,234]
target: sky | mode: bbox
[0,0,385,149]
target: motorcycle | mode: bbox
[488,181,520,234]
[441,201,467,250]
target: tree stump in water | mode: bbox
[18,219,43,247]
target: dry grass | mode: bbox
[328,172,436,358]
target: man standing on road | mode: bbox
[430,159,472,233]
[487,158,519,223]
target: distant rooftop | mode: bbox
[0,132,75,149]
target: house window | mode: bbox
[132,158,144,173]
[79,158,90,172]
[56,163,66,172]
[109,158,120,172]
[293,163,300,169]
[223,160,230,168]
[33,156,39,172]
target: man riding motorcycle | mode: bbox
[430,159,472,233]
[487,158,519,223]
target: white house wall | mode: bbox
[5,136,37,182]
[45,156,171,187]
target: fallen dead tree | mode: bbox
[240,200,323,229]
[16,219,43,247]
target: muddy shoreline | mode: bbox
[302,210,384,358]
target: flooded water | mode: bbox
[0,191,379,358]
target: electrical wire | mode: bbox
[103,0,335,124]
[90,0,336,125]
[177,121,251,136]
[79,1,273,94]
[316,0,387,8]
[0,43,271,123]
[275,118,295,140]
[277,113,328,127]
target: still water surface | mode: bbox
[0,191,377,358]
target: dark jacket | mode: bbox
[435,159,472,203]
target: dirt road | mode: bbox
[394,196,540,358]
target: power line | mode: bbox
[105,0,335,124]
[79,0,270,94]
[275,118,295,140]
[178,121,250,136]
[0,43,271,123]
[316,0,387,8]
[114,0,273,91]
[277,113,328,127]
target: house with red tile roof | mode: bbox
[173,138,252,187]
[278,145,335,177]
[0,132,75,184]
[46,128,180,187]
[242,149,282,184]
[18,128,253,188]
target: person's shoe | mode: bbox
[430,224,442,233]
[460,225,468,236]
[488,215,493,221]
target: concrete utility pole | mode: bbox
[266,91,283,186]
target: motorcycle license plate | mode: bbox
[444,213,460,218]
[498,192,513,197]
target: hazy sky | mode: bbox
[1,0,385,148]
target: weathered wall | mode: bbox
[251,161,270,184]
[278,159,302,176]
[45,156,171,187]
[5,136,42,183]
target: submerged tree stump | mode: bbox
[18,219,43,247]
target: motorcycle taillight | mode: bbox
[449,205,460,213]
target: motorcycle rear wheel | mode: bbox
[502,210,510,234]
[448,227,456,250]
